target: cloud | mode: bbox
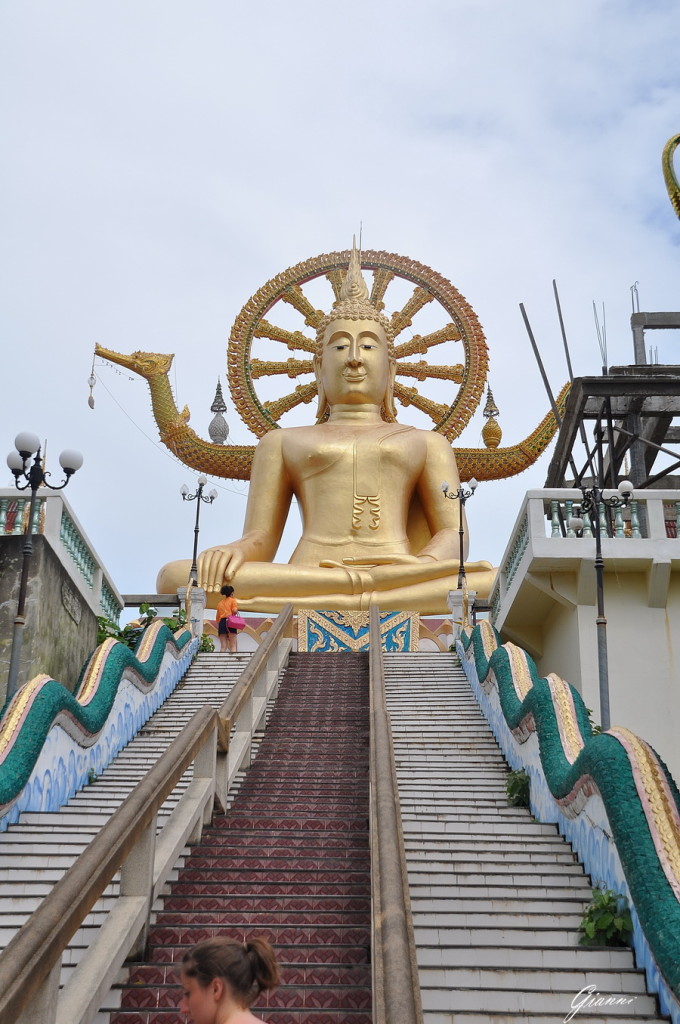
[1,0,679,601]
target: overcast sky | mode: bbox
[1,0,679,614]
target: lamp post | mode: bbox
[441,478,478,589]
[568,479,634,732]
[181,476,218,585]
[5,432,83,701]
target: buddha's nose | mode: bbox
[345,340,362,367]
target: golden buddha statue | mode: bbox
[156,244,496,613]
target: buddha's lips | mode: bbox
[343,373,367,382]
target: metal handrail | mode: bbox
[0,604,293,1024]
[368,604,423,1024]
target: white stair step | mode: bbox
[424,1015,664,1024]
[412,910,585,928]
[409,872,589,888]
[419,965,649,993]
[420,986,658,1015]
[411,897,588,914]
[416,944,636,969]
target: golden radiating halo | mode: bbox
[227,249,489,440]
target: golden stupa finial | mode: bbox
[482,384,502,449]
[316,237,395,350]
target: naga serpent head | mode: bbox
[94,344,175,378]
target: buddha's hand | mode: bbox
[340,554,436,566]
[198,545,246,591]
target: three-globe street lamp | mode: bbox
[441,478,478,589]
[5,432,84,701]
[181,476,218,586]
[568,479,634,732]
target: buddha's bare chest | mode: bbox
[282,426,425,491]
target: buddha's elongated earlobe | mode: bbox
[382,360,397,421]
[314,355,328,423]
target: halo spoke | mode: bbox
[263,382,318,422]
[397,361,464,383]
[326,269,346,301]
[251,358,314,379]
[393,382,448,424]
[280,284,325,327]
[369,269,395,311]
[390,286,434,338]
[253,320,317,353]
[393,323,461,359]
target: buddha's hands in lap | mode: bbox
[319,554,434,568]
[198,545,247,591]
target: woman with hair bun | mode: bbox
[179,935,280,1023]
[216,584,239,654]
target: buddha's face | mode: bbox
[316,317,392,409]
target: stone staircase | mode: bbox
[3,648,672,1024]
[106,651,372,1023]
[0,652,251,992]
[383,651,669,1024]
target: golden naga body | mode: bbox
[96,247,568,614]
[663,134,680,219]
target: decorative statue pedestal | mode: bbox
[297,610,419,653]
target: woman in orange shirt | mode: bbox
[216,584,239,653]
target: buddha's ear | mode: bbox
[382,359,398,421]
[313,354,328,423]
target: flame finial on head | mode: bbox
[339,237,370,305]
[315,237,395,350]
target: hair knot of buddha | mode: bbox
[316,241,395,351]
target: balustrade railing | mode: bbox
[368,605,423,1024]
[0,495,44,535]
[491,489,680,627]
[0,489,122,621]
[544,494,680,541]
[59,508,97,588]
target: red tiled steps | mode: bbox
[107,652,372,1024]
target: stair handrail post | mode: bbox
[368,604,424,1024]
[191,721,219,836]
[119,813,158,960]
[13,958,60,1024]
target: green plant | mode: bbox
[96,615,125,646]
[506,768,530,807]
[198,633,215,653]
[161,607,187,631]
[87,768,98,784]
[585,706,603,736]
[578,886,633,947]
[96,605,189,652]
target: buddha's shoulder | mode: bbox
[254,424,318,455]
